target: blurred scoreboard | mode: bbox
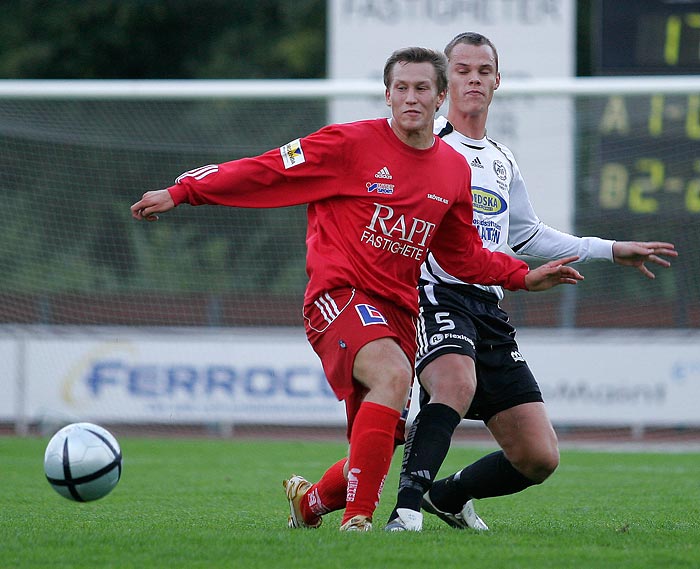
[579,94,700,224]
[573,0,700,326]
[592,0,700,76]
[578,0,700,231]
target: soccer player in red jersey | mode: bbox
[131,47,583,531]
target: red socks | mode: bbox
[342,401,400,524]
[298,402,400,526]
[302,458,348,521]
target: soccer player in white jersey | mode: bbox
[385,32,678,531]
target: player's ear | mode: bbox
[435,89,447,112]
[494,72,501,90]
[385,89,391,106]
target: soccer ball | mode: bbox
[44,422,122,502]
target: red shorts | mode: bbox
[304,288,416,444]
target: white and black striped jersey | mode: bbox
[420,116,614,300]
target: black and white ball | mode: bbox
[44,422,122,502]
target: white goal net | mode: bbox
[1,77,699,438]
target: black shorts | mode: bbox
[416,282,543,423]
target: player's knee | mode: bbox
[518,447,559,484]
[420,356,476,415]
[534,448,559,482]
[430,375,475,415]
[354,339,412,401]
[368,358,413,407]
[383,360,413,392]
[385,364,413,398]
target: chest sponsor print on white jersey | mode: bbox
[471,187,506,245]
[472,187,507,215]
[474,218,502,244]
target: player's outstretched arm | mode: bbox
[525,255,584,291]
[130,189,175,222]
[612,241,678,279]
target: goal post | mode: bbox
[2,75,699,98]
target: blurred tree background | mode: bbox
[0,0,326,79]
[0,0,328,326]
[0,0,597,78]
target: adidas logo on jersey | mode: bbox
[375,166,392,179]
[470,157,484,169]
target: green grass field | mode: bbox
[2,435,699,568]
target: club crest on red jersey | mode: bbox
[355,304,387,326]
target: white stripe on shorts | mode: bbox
[314,292,340,324]
[306,289,356,333]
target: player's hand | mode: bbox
[612,241,677,279]
[525,255,584,291]
[130,189,175,221]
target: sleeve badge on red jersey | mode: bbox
[355,304,388,326]
[280,138,306,169]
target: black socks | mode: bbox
[429,450,536,513]
[392,403,462,516]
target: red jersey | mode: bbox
[167,118,528,316]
